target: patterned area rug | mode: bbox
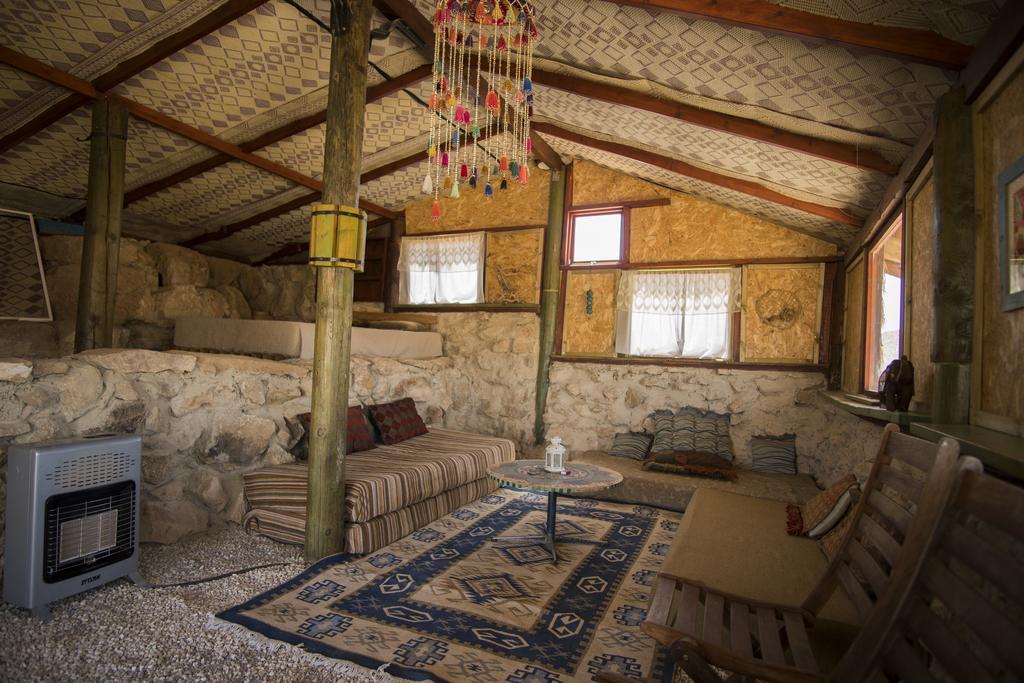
[216,490,679,682]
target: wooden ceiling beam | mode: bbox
[529,130,565,171]
[0,0,268,155]
[122,63,432,208]
[605,0,971,69]
[530,69,899,175]
[532,122,861,227]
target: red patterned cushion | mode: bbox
[367,397,428,445]
[298,407,376,454]
[346,406,376,453]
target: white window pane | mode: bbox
[681,312,731,359]
[572,213,622,262]
[399,232,484,304]
[628,311,683,356]
[617,268,737,360]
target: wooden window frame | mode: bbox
[861,211,906,395]
[563,207,628,268]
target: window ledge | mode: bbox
[910,423,1024,481]
[821,390,928,428]
[553,354,827,373]
[393,304,539,313]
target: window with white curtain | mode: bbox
[615,268,741,359]
[398,232,485,304]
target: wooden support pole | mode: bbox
[385,213,405,312]
[304,0,373,563]
[75,96,128,352]
[534,165,569,445]
[930,86,975,424]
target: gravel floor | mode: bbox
[0,526,390,682]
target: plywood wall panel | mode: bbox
[741,265,823,363]
[571,161,837,262]
[907,174,935,407]
[572,161,667,205]
[405,169,551,234]
[562,270,618,355]
[485,229,542,304]
[843,258,866,394]
[975,67,1024,424]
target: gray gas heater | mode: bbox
[3,434,143,619]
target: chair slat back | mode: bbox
[866,468,1024,683]
[802,424,960,620]
[826,450,973,682]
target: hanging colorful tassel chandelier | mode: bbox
[424,0,538,221]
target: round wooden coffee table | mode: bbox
[487,459,623,563]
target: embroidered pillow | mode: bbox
[296,407,376,455]
[367,397,428,445]
[750,433,798,474]
[819,507,857,561]
[643,451,737,480]
[346,405,377,453]
[609,432,653,460]
[787,474,858,537]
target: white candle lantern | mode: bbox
[545,436,567,474]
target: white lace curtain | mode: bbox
[398,232,485,304]
[615,268,741,359]
[615,268,741,315]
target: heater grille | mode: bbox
[43,481,136,583]
[45,450,133,491]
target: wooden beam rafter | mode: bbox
[0,46,396,227]
[530,69,899,175]
[122,63,432,207]
[0,0,268,155]
[605,0,971,69]
[532,122,862,227]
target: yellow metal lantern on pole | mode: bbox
[309,203,367,271]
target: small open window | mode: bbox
[864,216,904,392]
[566,209,624,265]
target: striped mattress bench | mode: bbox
[242,428,516,554]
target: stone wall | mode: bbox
[0,236,317,357]
[543,361,883,486]
[0,349,460,553]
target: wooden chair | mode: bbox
[602,425,974,683]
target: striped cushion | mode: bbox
[244,477,497,554]
[650,407,733,460]
[243,428,516,523]
[675,407,732,459]
[650,410,675,453]
[608,432,653,460]
[750,433,798,474]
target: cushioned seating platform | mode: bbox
[245,477,496,554]
[243,428,515,553]
[568,450,821,512]
[174,317,443,359]
[664,488,859,627]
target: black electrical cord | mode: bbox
[143,561,298,589]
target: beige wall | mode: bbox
[405,168,551,234]
[562,162,836,363]
[974,61,1024,428]
[842,257,866,394]
[906,171,935,409]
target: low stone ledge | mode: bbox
[77,348,197,374]
[194,352,309,378]
[0,359,32,383]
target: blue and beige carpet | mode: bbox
[216,490,680,682]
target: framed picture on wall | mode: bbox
[997,156,1024,311]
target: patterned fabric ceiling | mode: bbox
[0,0,998,262]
